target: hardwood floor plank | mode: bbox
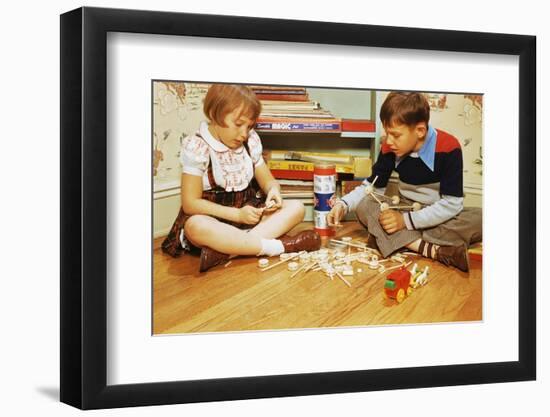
[153,222,482,334]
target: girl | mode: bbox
[162,84,321,272]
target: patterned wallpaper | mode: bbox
[153,83,483,190]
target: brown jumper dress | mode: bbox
[161,140,265,257]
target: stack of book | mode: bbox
[250,85,310,102]
[278,179,314,199]
[250,85,342,133]
[266,150,354,181]
[264,150,355,181]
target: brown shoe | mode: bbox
[436,244,470,272]
[199,246,229,273]
[280,230,322,253]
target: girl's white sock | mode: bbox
[257,238,285,257]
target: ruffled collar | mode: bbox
[199,121,245,154]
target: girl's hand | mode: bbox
[378,209,405,234]
[264,187,283,212]
[238,205,264,225]
[327,201,346,227]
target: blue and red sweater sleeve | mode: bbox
[435,130,464,198]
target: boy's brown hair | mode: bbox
[203,84,262,127]
[380,92,430,128]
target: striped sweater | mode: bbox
[341,126,464,230]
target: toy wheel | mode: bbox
[412,202,422,211]
[396,289,405,303]
[407,287,413,296]
[380,202,390,211]
[391,195,400,205]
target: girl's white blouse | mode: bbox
[180,121,264,191]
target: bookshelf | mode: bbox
[255,87,377,220]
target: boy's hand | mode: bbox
[378,210,405,234]
[327,201,346,227]
[264,187,283,213]
[239,205,264,225]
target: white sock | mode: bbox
[257,238,285,257]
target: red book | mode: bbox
[271,170,353,181]
[341,119,376,132]
[271,169,314,180]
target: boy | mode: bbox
[327,92,482,272]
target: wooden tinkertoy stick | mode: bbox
[304,261,318,274]
[330,239,369,250]
[335,271,352,287]
[261,251,306,272]
[383,261,412,273]
[290,261,317,278]
[387,205,415,210]
[371,191,388,199]
[370,192,383,205]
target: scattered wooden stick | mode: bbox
[261,251,305,272]
[370,193,383,205]
[290,262,314,278]
[224,260,232,267]
[382,261,412,273]
[371,191,388,199]
[330,239,369,250]
[335,271,352,287]
[304,262,318,273]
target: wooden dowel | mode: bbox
[261,251,305,272]
[335,271,352,287]
[290,262,316,278]
[371,193,383,205]
[330,239,368,250]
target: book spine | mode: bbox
[268,160,354,174]
[255,94,310,101]
[252,90,307,95]
[256,121,341,132]
[271,169,314,180]
[268,150,353,164]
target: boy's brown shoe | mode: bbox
[436,244,470,272]
[199,247,229,273]
[280,230,322,253]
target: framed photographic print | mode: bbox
[60,6,536,410]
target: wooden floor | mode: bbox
[153,222,482,335]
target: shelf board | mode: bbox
[256,130,342,134]
[257,130,376,138]
[340,131,376,138]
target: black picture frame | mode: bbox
[60,6,536,410]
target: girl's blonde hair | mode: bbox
[203,84,262,126]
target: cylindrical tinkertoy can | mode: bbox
[313,162,336,237]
